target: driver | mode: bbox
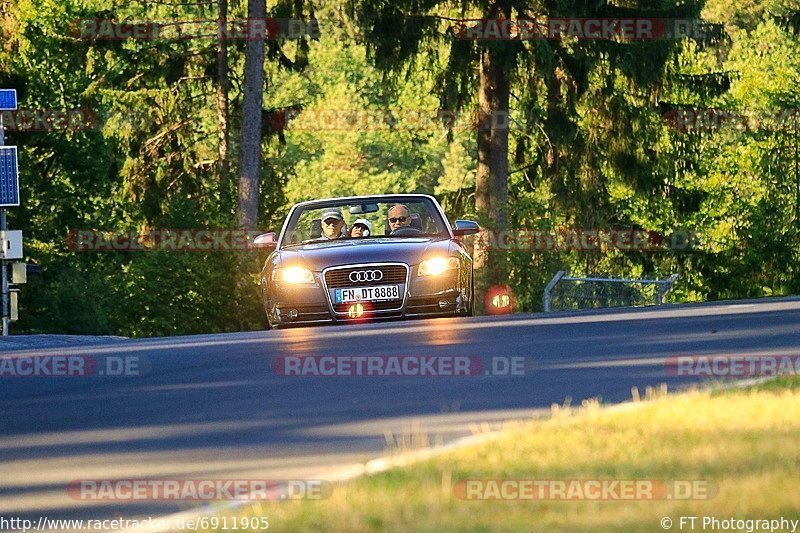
[319,209,347,240]
[388,204,412,233]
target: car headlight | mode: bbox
[273,266,315,284]
[418,257,460,277]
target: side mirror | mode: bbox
[252,232,278,251]
[453,220,480,237]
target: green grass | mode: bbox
[217,379,800,532]
[716,374,800,393]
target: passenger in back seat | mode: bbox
[349,218,372,238]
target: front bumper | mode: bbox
[265,262,469,327]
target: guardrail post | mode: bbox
[543,270,566,313]
[657,273,680,305]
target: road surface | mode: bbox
[2,297,799,527]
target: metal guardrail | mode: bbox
[543,271,679,312]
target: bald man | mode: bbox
[387,204,412,233]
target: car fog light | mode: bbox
[289,309,298,320]
[438,299,449,309]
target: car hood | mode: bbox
[276,237,452,270]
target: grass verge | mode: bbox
[217,377,800,532]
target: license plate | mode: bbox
[335,285,401,303]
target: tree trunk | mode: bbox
[217,0,230,212]
[473,6,511,307]
[237,0,266,230]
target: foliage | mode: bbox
[0,0,798,335]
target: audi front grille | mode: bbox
[324,265,407,288]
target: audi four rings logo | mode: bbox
[349,270,383,282]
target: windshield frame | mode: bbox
[277,194,453,249]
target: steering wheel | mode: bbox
[390,227,424,236]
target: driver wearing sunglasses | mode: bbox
[387,204,412,233]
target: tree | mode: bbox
[217,0,232,212]
[346,0,710,309]
[237,0,268,230]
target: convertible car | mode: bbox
[253,194,479,328]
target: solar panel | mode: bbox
[0,89,17,111]
[0,146,20,206]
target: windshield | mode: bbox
[280,197,449,247]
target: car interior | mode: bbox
[285,200,449,244]
[306,211,424,240]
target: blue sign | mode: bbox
[0,146,19,206]
[0,89,17,111]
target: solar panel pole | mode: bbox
[0,112,7,336]
[1,209,6,336]
[0,90,17,336]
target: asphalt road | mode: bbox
[2,297,800,529]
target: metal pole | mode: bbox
[0,112,7,335]
[543,270,565,313]
[1,208,6,336]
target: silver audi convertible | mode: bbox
[252,194,479,328]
